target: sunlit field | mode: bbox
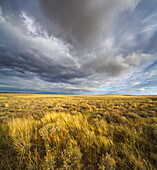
[0,93,156,169]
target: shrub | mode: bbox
[123,112,139,120]
[61,143,82,170]
[99,153,116,170]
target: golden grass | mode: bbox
[0,94,156,169]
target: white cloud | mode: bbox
[125,52,153,66]
[139,88,145,92]
[21,12,37,35]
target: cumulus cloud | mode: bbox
[83,54,130,76]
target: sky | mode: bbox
[0,0,157,95]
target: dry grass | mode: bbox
[0,93,157,169]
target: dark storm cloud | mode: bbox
[39,0,139,49]
[0,1,89,86]
[0,47,87,84]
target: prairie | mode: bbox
[0,93,157,169]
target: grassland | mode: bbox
[0,93,156,169]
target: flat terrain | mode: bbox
[0,93,157,169]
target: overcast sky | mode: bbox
[0,0,157,94]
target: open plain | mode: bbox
[0,93,157,169]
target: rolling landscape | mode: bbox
[0,93,157,169]
[0,0,157,169]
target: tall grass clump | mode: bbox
[0,117,44,169]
